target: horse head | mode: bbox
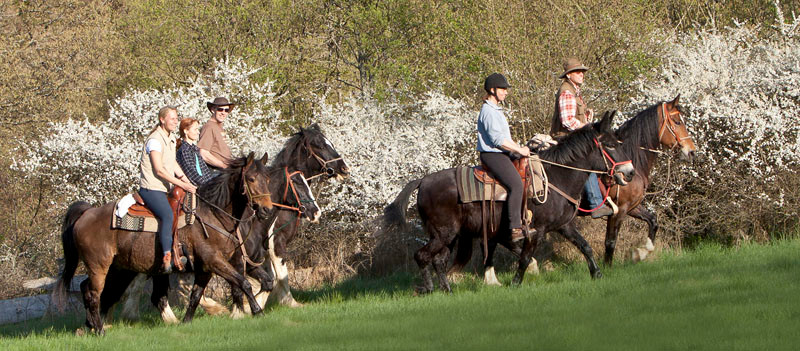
[243,151,274,218]
[276,124,350,180]
[594,110,635,185]
[285,169,322,223]
[658,95,696,161]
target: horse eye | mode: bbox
[246,176,256,183]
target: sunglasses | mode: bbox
[215,107,231,112]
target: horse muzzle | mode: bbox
[613,163,635,185]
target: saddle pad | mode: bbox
[456,166,508,203]
[111,192,196,232]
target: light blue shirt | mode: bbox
[476,100,511,153]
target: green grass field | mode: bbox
[2,240,799,350]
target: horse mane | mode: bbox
[197,157,248,208]
[272,124,324,168]
[615,103,664,170]
[539,124,599,164]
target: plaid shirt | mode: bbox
[176,142,216,186]
[558,87,586,131]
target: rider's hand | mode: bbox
[587,108,595,121]
[183,182,197,194]
[519,146,531,157]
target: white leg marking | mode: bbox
[199,296,230,316]
[161,301,179,325]
[484,266,502,286]
[525,258,540,275]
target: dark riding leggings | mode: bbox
[138,188,173,255]
[480,152,523,230]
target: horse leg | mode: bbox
[230,256,248,319]
[249,265,274,309]
[150,274,179,324]
[206,252,263,316]
[628,205,658,262]
[184,271,212,323]
[512,228,540,285]
[99,267,138,325]
[432,246,452,293]
[414,233,447,295]
[119,273,148,321]
[483,241,502,286]
[267,235,302,308]
[558,222,602,279]
[603,213,626,266]
[80,264,111,335]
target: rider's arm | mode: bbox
[199,148,228,169]
[559,90,584,131]
[500,139,530,157]
[148,140,197,193]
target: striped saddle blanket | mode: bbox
[111,192,196,233]
[456,157,546,203]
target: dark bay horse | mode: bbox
[384,112,635,294]
[582,95,696,264]
[52,153,274,334]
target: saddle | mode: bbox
[473,157,530,185]
[128,187,188,271]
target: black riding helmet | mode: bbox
[483,73,511,95]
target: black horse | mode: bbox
[384,111,635,293]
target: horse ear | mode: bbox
[246,151,255,166]
[260,152,269,164]
[596,110,614,132]
[671,94,681,106]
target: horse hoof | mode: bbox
[593,271,603,279]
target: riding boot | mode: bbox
[591,205,615,219]
[162,252,173,274]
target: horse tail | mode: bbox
[383,179,422,233]
[449,236,475,274]
[52,201,91,313]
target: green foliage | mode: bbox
[3,239,800,349]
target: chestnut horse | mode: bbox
[385,112,635,293]
[52,153,273,335]
[583,95,696,264]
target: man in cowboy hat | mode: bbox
[198,97,235,168]
[549,58,615,218]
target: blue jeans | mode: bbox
[584,173,604,208]
[138,188,173,255]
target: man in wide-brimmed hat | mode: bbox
[549,58,616,218]
[198,97,236,168]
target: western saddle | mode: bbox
[130,187,188,271]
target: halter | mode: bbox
[658,102,693,150]
[539,137,630,176]
[241,169,272,209]
[303,142,344,181]
[593,138,632,176]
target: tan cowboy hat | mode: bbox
[559,58,589,78]
[206,97,236,111]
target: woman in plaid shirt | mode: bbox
[176,118,222,186]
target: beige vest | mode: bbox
[139,127,178,192]
[549,80,588,137]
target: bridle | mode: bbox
[658,102,693,150]
[304,142,344,181]
[539,137,630,176]
[271,167,315,219]
[594,138,632,177]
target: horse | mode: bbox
[115,124,349,320]
[384,111,635,294]
[52,152,274,335]
[582,95,696,264]
[449,96,697,284]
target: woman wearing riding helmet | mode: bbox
[476,73,532,243]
